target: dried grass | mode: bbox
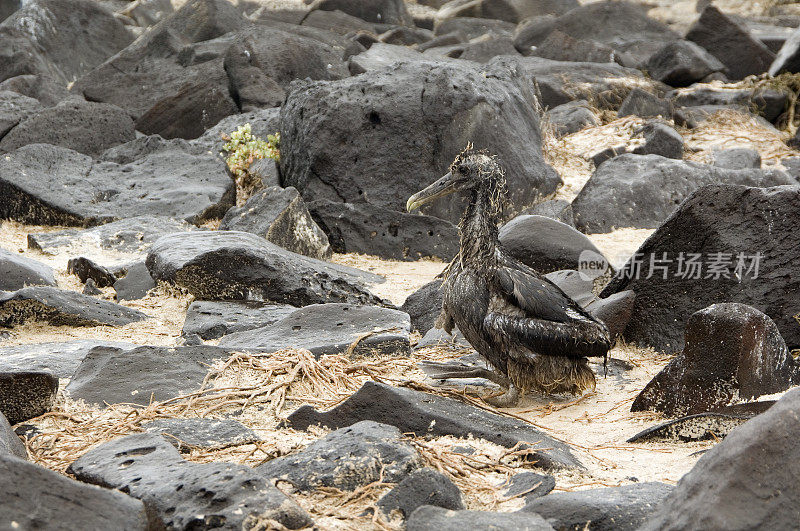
[680,109,797,165]
[23,344,568,529]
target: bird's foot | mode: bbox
[419,361,511,387]
[482,384,520,408]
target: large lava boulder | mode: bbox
[632,304,798,417]
[572,154,796,233]
[601,185,800,352]
[0,143,234,226]
[68,433,313,529]
[279,60,560,224]
[309,199,459,261]
[686,5,774,81]
[146,231,384,306]
[498,214,609,274]
[0,100,135,157]
[640,388,800,529]
[71,0,246,124]
[220,186,331,260]
[308,0,413,26]
[0,0,134,84]
[512,1,678,67]
[486,56,668,111]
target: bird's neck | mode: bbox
[458,185,500,269]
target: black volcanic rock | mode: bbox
[220,186,331,260]
[0,287,147,327]
[0,144,234,226]
[309,199,459,261]
[601,185,800,352]
[258,421,423,492]
[631,303,798,417]
[0,0,134,84]
[288,381,583,470]
[65,345,230,407]
[0,249,55,291]
[686,5,774,81]
[640,388,800,530]
[0,100,135,157]
[68,433,313,529]
[218,303,410,357]
[572,154,795,233]
[146,231,384,306]
[0,370,58,424]
[279,60,560,224]
[1,454,149,530]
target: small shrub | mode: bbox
[222,124,280,203]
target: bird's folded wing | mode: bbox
[483,311,609,359]
[493,260,595,324]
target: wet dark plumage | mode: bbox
[407,146,611,406]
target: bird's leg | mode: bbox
[482,383,520,408]
[419,361,511,387]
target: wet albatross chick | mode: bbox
[407,145,611,407]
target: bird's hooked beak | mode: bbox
[406,172,458,212]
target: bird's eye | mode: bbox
[458,165,468,175]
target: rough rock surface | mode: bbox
[143,418,258,451]
[71,0,246,121]
[0,90,42,137]
[113,262,157,301]
[0,249,56,291]
[182,300,296,340]
[0,144,234,226]
[522,482,674,531]
[488,56,667,111]
[631,303,798,417]
[627,412,752,443]
[545,100,599,137]
[218,303,411,358]
[686,6,774,81]
[146,231,384,306]
[65,345,230,407]
[401,279,443,334]
[572,154,795,233]
[646,40,725,87]
[68,433,313,529]
[1,454,149,530]
[279,60,560,224]
[258,421,423,492]
[0,0,134,84]
[288,381,583,470]
[309,0,413,26]
[617,89,673,119]
[309,199,459,261]
[0,100,135,157]
[219,186,331,260]
[28,216,193,258]
[407,506,554,530]
[0,370,58,424]
[601,185,800,351]
[669,85,787,123]
[631,122,684,159]
[640,388,800,530]
[0,340,135,379]
[498,215,610,274]
[0,287,148,327]
[511,1,678,67]
[0,411,26,458]
[377,468,464,519]
[223,25,350,112]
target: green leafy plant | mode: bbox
[221,124,280,203]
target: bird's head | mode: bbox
[406,144,504,212]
